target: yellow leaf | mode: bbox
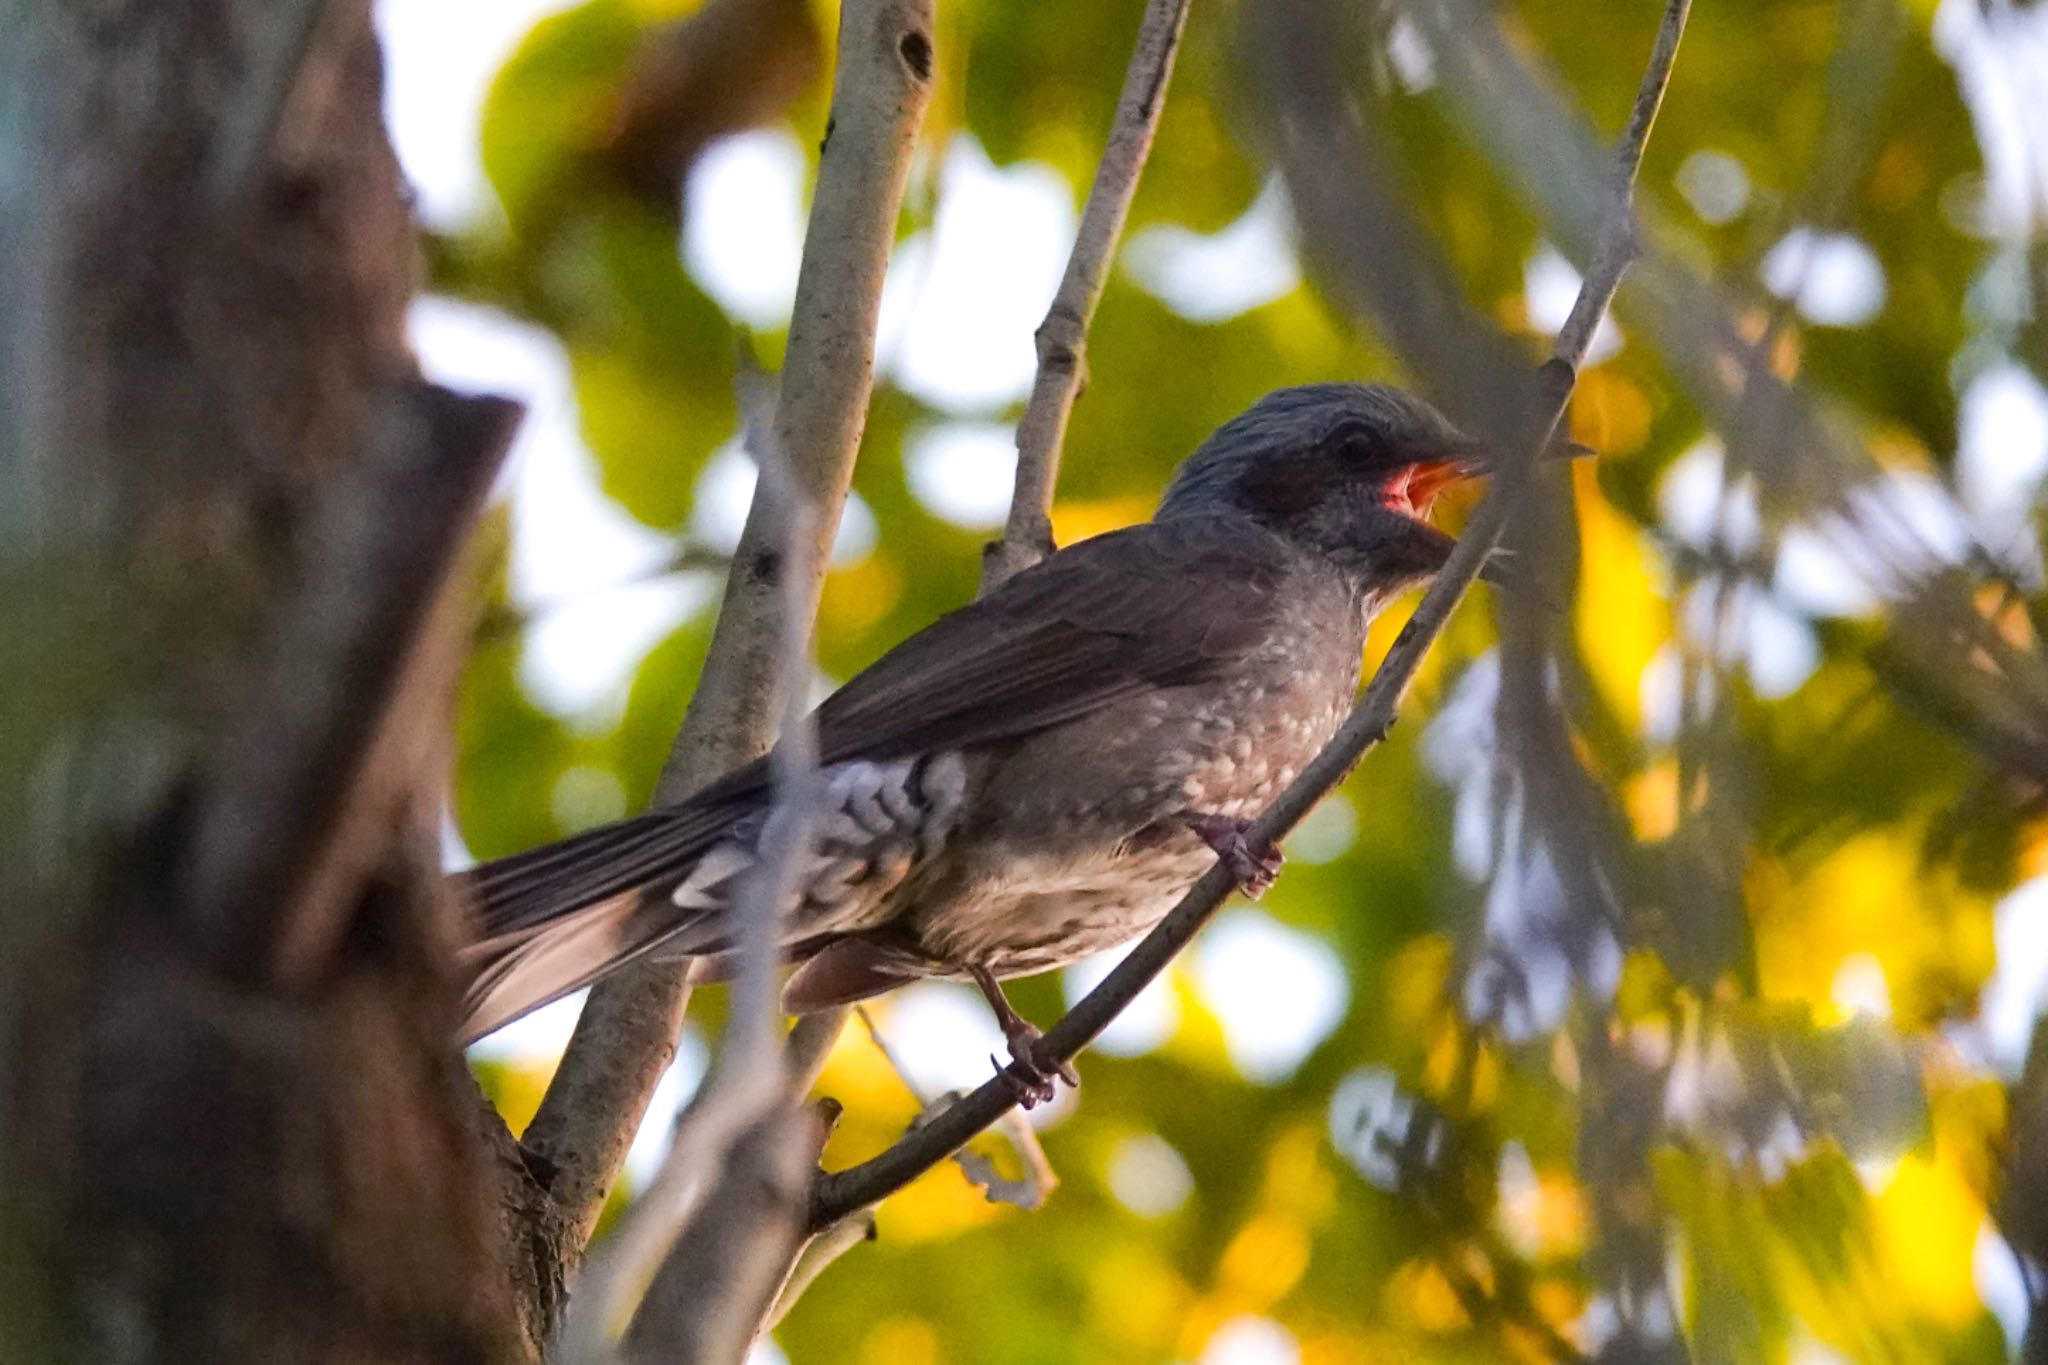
[1568,369,1654,459]
[1385,1258,1471,1333]
[859,1316,939,1365]
[1216,1212,1312,1307]
[1872,1155,1984,1325]
[1384,934,1455,1038]
[1573,462,1668,729]
[1050,495,1152,546]
[1625,761,1681,841]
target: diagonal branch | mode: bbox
[981,0,1193,591]
[509,0,938,1316]
[808,0,1690,1231]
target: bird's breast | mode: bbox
[905,595,1364,976]
[913,838,1214,977]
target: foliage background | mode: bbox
[388,0,2048,1357]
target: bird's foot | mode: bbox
[969,965,1078,1110]
[1187,813,1284,898]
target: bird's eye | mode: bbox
[1327,417,1392,470]
[1327,416,1384,466]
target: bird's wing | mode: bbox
[456,520,1296,1037]
[804,516,1294,768]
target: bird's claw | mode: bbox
[992,1016,1076,1110]
[1188,813,1284,898]
[993,1054,1057,1109]
[968,965,1077,1109]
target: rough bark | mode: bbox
[0,3,527,1360]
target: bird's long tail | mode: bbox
[455,805,749,1042]
[456,752,970,1041]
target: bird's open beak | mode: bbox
[1403,435,1594,514]
[1409,431,1597,501]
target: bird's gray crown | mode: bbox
[1155,382,1470,522]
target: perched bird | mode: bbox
[461,383,1519,1101]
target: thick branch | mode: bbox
[981,0,1192,590]
[809,0,1689,1230]
[512,0,936,1305]
[2,2,525,1359]
[207,0,345,203]
[188,381,521,985]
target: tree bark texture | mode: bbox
[0,3,527,1361]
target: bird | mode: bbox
[459,382,1532,1103]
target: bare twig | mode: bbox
[1550,0,1688,365]
[808,0,1690,1231]
[854,1005,1059,1209]
[954,1122,1059,1212]
[1403,0,1880,527]
[783,1007,850,1099]
[513,0,937,1298]
[187,381,521,984]
[982,0,1193,591]
[760,1208,878,1333]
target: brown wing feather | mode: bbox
[770,517,1289,769]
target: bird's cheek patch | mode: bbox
[1236,459,1326,518]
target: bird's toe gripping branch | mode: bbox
[969,965,1078,1109]
[1187,812,1284,899]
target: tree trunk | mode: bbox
[0,3,529,1360]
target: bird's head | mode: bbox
[1156,383,1509,591]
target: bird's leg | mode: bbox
[1186,812,1284,898]
[967,964,1078,1109]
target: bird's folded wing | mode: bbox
[786,517,1291,770]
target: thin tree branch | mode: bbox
[854,1004,1060,1210]
[1549,0,1687,364]
[558,365,824,1361]
[187,381,522,985]
[759,1208,878,1334]
[510,0,937,1314]
[981,0,1192,591]
[783,1008,850,1099]
[616,1109,819,1365]
[808,0,1690,1231]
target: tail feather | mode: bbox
[455,801,753,1041]
[461,805,740,941]
[455,751,961,1040]
[460,890,649,1042]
